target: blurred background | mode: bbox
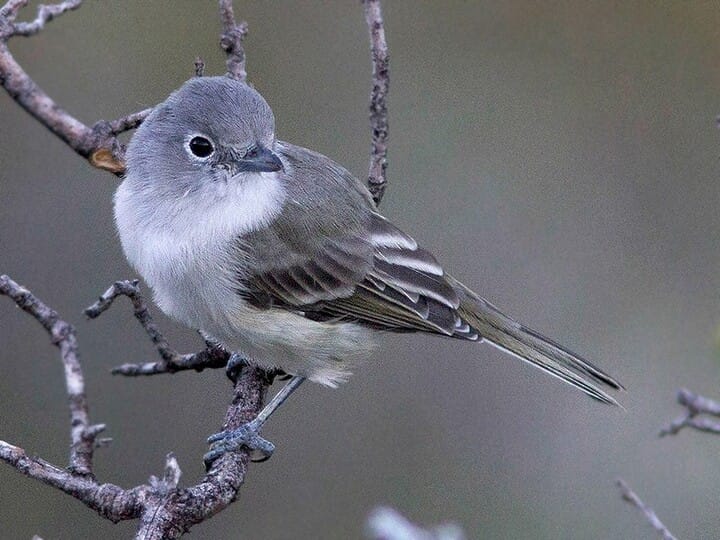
[1,1,720,538]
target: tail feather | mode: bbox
[448,277,622,406]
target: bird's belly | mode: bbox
[152,265,376,387]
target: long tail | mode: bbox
[448,277,623,406]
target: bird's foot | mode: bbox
[225,352,247,382]
[204,418,275,469]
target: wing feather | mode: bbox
[242,212,474,339]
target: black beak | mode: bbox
[237,145,284,173]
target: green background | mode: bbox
[2,1,720,538]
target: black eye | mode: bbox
[188,136,214,158]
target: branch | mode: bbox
[0,0,151,174]
[6,0,80,36]
[659,388,720,437]
[0,275,106,476]
[218,0,247,82]
[362,0,389,205]
[0,440,145,522]
[0,275,273,538]
[135,366,272,539]
[84,280,230,375]
[616,479,677,540]
[0,275,147,521]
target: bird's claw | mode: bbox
[203,418,275,470]
[225,352,247,382]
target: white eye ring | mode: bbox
[185,134,215,159]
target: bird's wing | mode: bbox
[240,212,478,339]
[237,140,621,404]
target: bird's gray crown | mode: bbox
[125,76,278,193]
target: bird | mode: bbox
[114,75,622,466]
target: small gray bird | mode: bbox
[115,76,622,464]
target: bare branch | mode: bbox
[84,280,230,375]
[218,0,247,82]
[110,347,230,376]
[0,274,104,476]
[106,108,153,136]
[659,388,720,437]
[134,365,272,539]
[362,0,389,205]
[85,280,180,363]
[9,0,82,36]
[0,276,269,536]
[616,479,677,540]
[0,440,145,522]
[0,0,151,174]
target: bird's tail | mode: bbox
[448,277,623,406]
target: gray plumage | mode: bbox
[114,76,622,404]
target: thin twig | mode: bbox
[0,0,151,174]
[616,479,677,540]
[194,56,205,77]
[0,274,105,476]
[218,0,247,82]
[659,388,720,437]
[110,347,230,376]
[362,0,389,205]
[84,280,230,375]
[106,108,153,135]
[85,280,181,363]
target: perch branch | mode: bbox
[616,479,677,540]
[0,0,151,174]
[135,366,272,539]
[362,0,389,205]
[659,388,720,437]
[0,275,275,537]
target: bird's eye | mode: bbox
[188,136,214,158]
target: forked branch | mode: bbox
[659,388,720,437]
[0,0,151,173]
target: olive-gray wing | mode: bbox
[240,212,479,339]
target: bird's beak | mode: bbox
[236,145,284,173]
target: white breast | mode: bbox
[114,171,283,322]
[113,171,374,386]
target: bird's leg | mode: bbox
[204,361,306,469]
